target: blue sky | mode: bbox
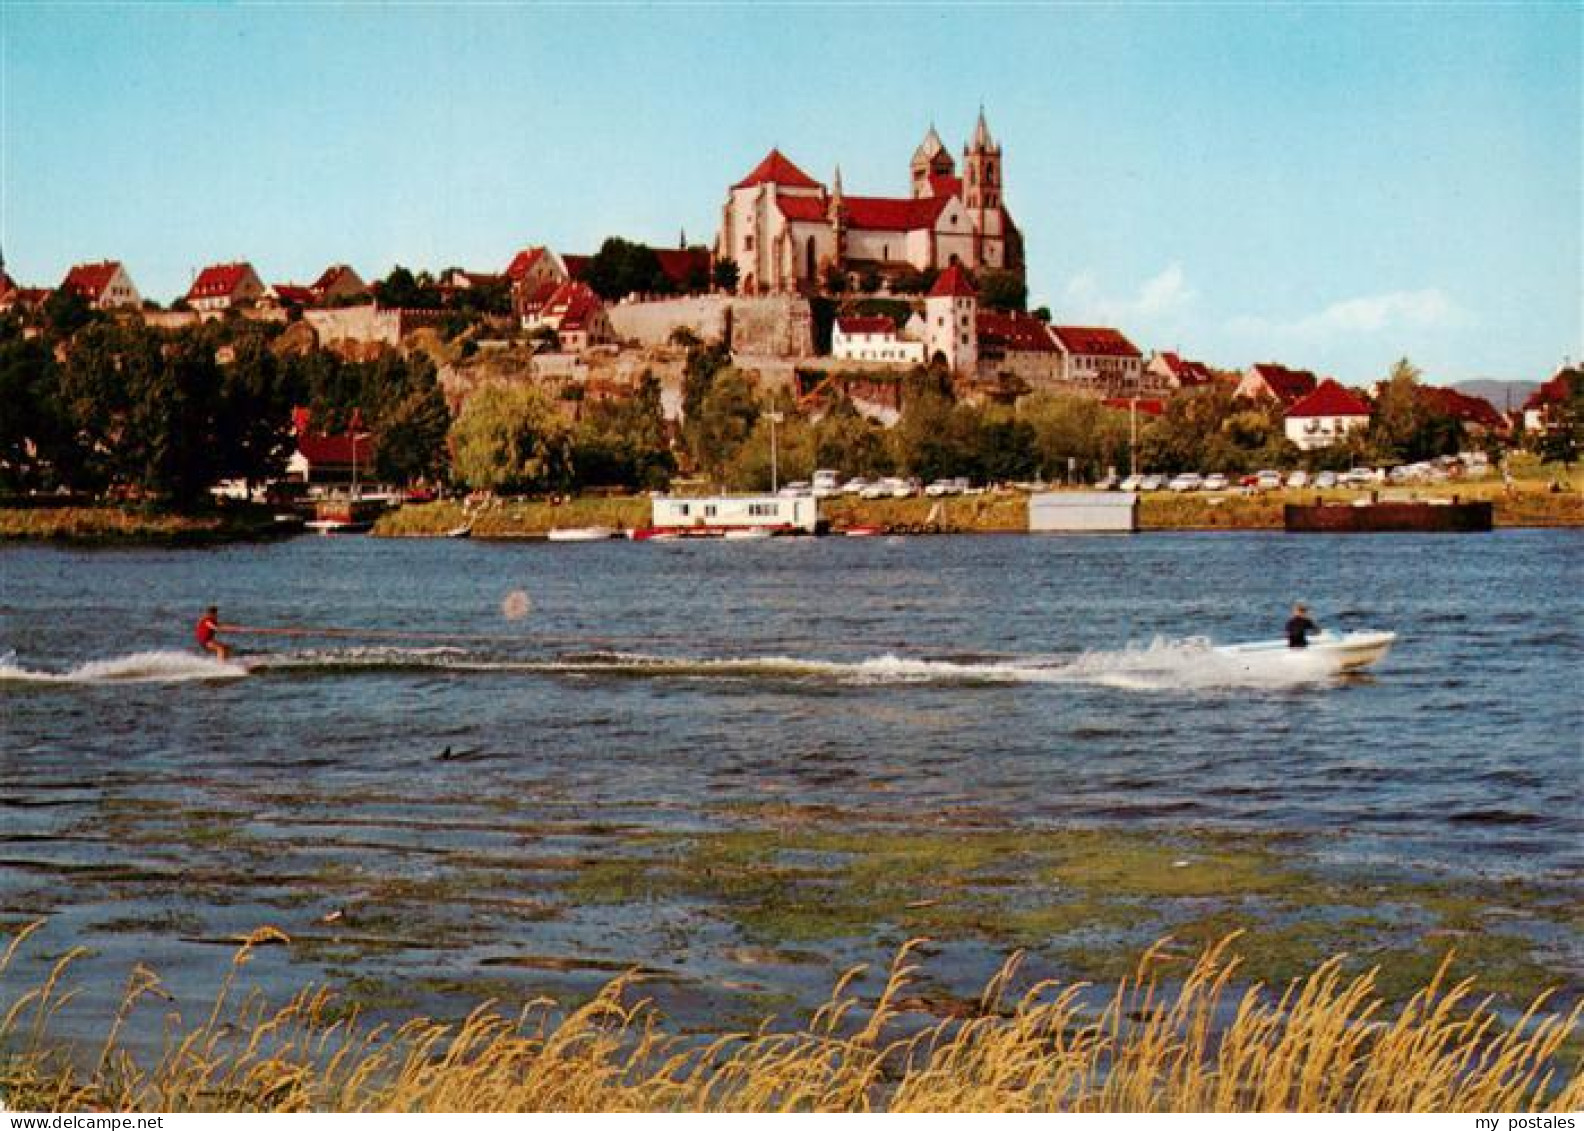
[3,3,1578,383]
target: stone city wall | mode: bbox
[608,294,731,346]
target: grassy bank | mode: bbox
[0,505,300,545]
[2,925,1578,1113]
[373,497,650,538]
[378,480,1582,538]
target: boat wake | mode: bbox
[0,637,1343,692]
[0,649,249,684]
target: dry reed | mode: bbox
[0,924,1578,1113]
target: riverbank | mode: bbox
[0,504,302,545]
[371,479,1582,537]
[1,926,1578,1113]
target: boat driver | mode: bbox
[1285,603,1318,649]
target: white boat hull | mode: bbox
[546,527,615,542]
[1216,630,1396,672]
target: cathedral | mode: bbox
[717,111,1024,296]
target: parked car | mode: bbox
[888,477,917,498]
[843,477,871,496]
[1314,470,1338,489]
[1342,467,1376,486]
[812,469,842,498]
[1095,473,1121,490]
[1119,474,1144,492]
[924,479,956,497]
[1202,473,1228,492]
[951,477,975,494]
[1287,470,1309,489]
[1167,473,1203,492]
[1140,474,1166,491]
[777,481,811,497]
[1255,470,1284,490]
[858,481,888,499]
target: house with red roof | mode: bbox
[285,408,377,486]
[832,315,924,365]
[1284,379,1373,450]
[1145,351,1216,392]
[922,263,980,375]
[527,281,612,353]
[1417,385,1508,438]
[717,112,1023,296]
[60,260,142,310]
[310,264,367,305]
[1521,369,1579,435]
[187,262,266,314]
[1235,362,1319,405]
[1048,326,1145,394]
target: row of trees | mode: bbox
[0,314,449,503]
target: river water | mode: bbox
[2,530,1580,1042]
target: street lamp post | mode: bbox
[767,411,784,494]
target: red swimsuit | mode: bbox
[196,616,218,646]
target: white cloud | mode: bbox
[1226,288,1469,341]
[1060,263,1197,325]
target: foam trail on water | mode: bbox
[0,649,249,684]
[0,638,1346,691]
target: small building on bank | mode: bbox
[1283,379,1373,450]
[651,494,818,535]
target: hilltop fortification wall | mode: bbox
[605,293,813,359]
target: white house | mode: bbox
[831,315,925,364]
[1284,379,1373,450]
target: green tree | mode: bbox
[978,269,1027,312]
[0,319,71,490]
[1368,358,1463,463]
[215,335,300,491]
[689,369,761,483]
[373,266,443,310]
[712,258,739,293]
[584,237,673,301]
[448,383,573,494]
[812,398,893,478]
[571,372,675,490]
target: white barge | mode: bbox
[640,494,819,538]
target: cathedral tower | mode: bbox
[962,109,1005,268]
[910,125,956,198]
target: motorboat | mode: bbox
[1215,630,1396,672]
[546,526,616,542]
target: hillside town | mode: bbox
[1,113,1579,512]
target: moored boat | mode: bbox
[1215,630,1396,672]
[546,526,617,542]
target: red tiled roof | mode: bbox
[928,173,962,199]
[1157,351,1214,386]
[775,192,829,223]
[978,310,1057,353]
[1249,362,1317,403]
[1417,385,1506,429]
[561,254,591,280]
[520,279,559,311]
[506,247,548,281]
[295,431,376,467]
[311,264,362,296]
[543,281,602,331]
[652,248,711,291]
[1050,326,1142,359]
[1523,373,1573,411]
[1286,378,1372,419]
[929,263,977,298]
[836,316,896,336]
[844,193,951,232]
[189,262,256,300]
[61,261,122,300]
[270,284,315,306]
[1103,397,1165,416]
[733,149,822,191]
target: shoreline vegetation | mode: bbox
[1,926,1578,1113]
[0,477,1578,545]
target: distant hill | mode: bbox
[1449,379,1537,411]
